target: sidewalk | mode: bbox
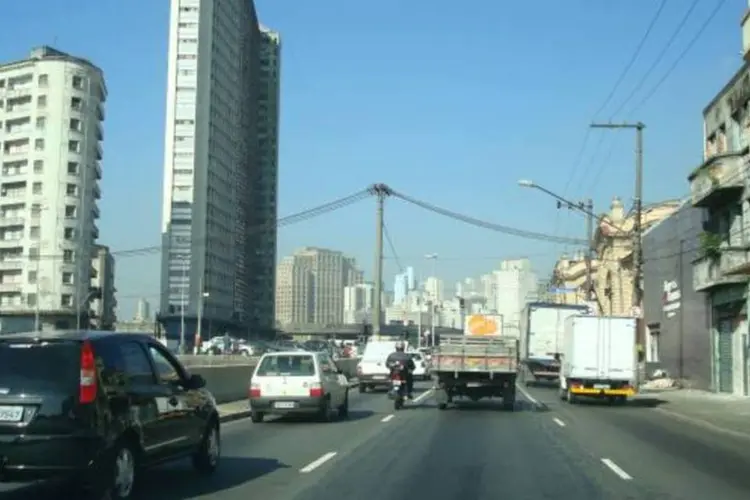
[638,389,750,439]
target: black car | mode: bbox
[0,330,221,499]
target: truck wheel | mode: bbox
[358,383,366,393]
[437,402,447,410]
[502,388,516,411]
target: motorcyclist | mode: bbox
[385,341,416,399]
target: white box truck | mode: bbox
[519,302,589,386]
[559,315,637,404]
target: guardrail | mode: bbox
[186,356,360,404]
[177,354,260,367]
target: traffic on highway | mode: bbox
[1,329,749,499]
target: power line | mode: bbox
[388,189,588,245]
[557,1,666,232]
[591,0,669,120]
[382,222,404,273]
[9,188,374,263]
[609,0,701,119]
[629,0,729,115]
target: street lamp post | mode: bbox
[179,258,189,355]
[425,253,438,346]
[518,180,621,304]
[196,275,209,353]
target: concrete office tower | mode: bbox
[159,0,280,339]
[0,46,106,330]
[248,26,281,333]
[275,248,362,326]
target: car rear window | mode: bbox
[0,339,79,393]
[256,355,316,377]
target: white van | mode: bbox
[356,340,399,393]
[249,351,350,422]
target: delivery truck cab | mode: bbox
[559,315,637,404]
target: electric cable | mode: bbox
[388,189,588,245]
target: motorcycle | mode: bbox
[388,362,407,410]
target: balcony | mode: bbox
[0,260,23,271]
[0,283,21,293]
[689,148,747,208]
[693,249,750,291]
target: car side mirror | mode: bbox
[185,374,206,390]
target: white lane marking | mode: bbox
[381,414,395,422]
[412,388,434,404]
[516,384,541,407]
[553,417,566,427]
[601,458,632,480]
[300,452,338,473]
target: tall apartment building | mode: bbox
[0,46,106,330]
[90,244,116,329]
[159,0,281,340]
[275,248,362,325]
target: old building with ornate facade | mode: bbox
[591,197,681,317]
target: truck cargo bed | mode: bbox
[432,334,518,374]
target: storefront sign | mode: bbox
[662,280,681,319]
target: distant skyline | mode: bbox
[0,1,739,318]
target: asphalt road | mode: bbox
[8,382,750,499]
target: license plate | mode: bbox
[274,402,296,409]
[392,380,402,386]
[0,406,23,422]
[373,375,385,380]
[467,382,482,387]
[594,384,610,390]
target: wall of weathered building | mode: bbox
[642,201,711,390]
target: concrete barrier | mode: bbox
[187,357,360,404]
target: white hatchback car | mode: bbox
[409,352,430,380]
[249,351,350,422]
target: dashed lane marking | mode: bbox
[601,458,633,480]
[300,452,338,473]
[553,417,566,427]
[381,414,395,422]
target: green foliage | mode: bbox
[699,231,722,258]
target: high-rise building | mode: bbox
[275,248,362,326]
[0,46,106,330]
[343,282,375,323]
[159,0,280,341]
[392,266,416,305]
[135,297,151,322]
[90,244,116,329]
[247,26,281,332]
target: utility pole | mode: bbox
[372,184,390,339]
[590,122,645,358]
[678,239,685,381]
[584,198,594,301]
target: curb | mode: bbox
[220,408,253,423]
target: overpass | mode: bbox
[279,323,463,340]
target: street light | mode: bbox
[517,179,534,188]
[196,287,209,353]
[424,253,438,346]
[178,257,189,355]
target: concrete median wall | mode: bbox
[187,358,360,404]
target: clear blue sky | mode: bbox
[0,0,743,318]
